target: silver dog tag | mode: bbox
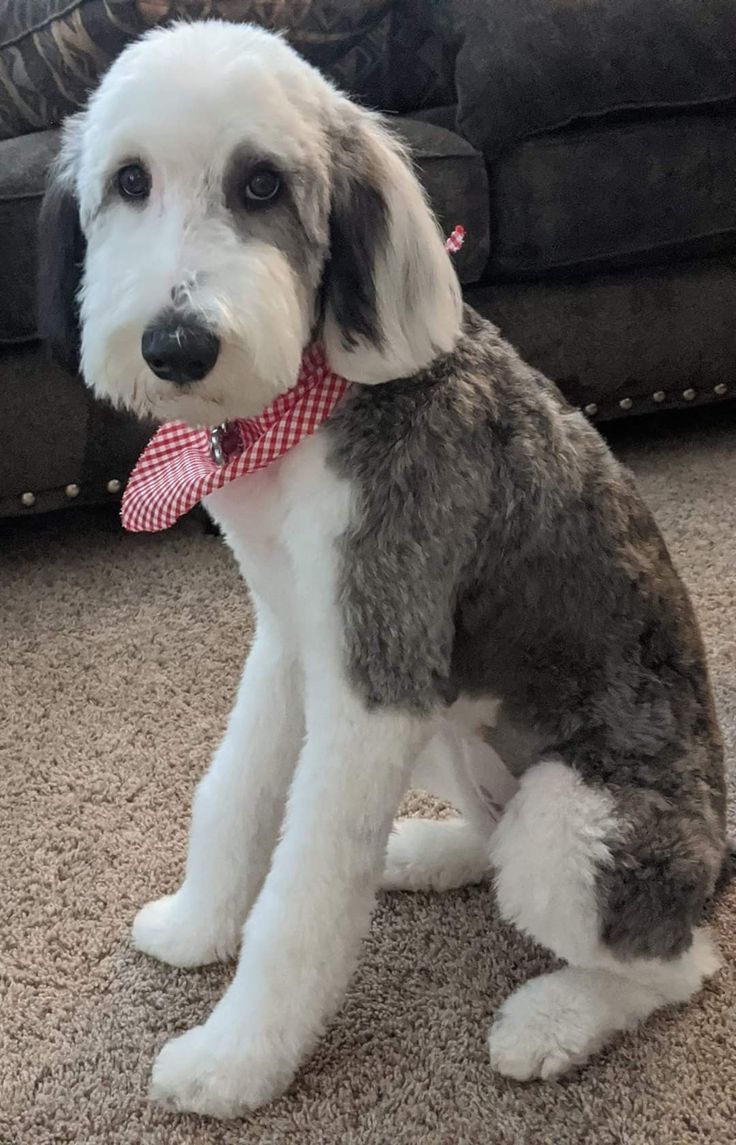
[210,423,228,465]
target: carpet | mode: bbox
[2,406,735,1145]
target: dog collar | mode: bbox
[121,344,349,533]
[120,227,465,533]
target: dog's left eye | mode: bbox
[243,166,282,204]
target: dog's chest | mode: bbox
[204,431,353,628]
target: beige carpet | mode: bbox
[2,407,735,1145]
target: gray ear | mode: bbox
[324,145,389,357]
[37,150,85,374]
[322,109,462,385]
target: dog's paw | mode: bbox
[488,971,606,1082]
[132,892,238,968]
[150,1024,290,1118]
[382,818,490,892]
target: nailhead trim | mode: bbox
[593,384,731,413]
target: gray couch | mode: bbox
[2,0,735,518]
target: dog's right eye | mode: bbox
[117,163,151,201]
[243,165,282,205]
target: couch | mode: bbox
[2,0,735,518]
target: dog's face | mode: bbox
[39,21,462,426]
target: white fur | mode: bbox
[73,24,328,424]
[132,591,305,968]
[387,755,720,1083]
[59,20,461,430]
[139,435,430,1116]
[382,818,491,892]
[488,930,721,1081]
[486,761,720,1079]
[491,759,621,966]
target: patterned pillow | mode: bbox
[0,0,396,142]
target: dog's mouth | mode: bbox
[123,369,228,429]
[110,326,310,430]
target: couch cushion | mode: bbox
[468,257,736,420]
[0,1,394,142]
[441,0,736,162]
[490,110,736,278]
[0,118,487,345]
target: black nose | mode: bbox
[141,315,220,384]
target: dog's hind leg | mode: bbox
[487,759,723,1080]
[382,719,515,892]
[382,817,492,892]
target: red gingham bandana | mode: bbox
[121,227,466,533]
[121,344,347,532]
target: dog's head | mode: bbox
[38,20,462,426]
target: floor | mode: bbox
[2,405,735,1144]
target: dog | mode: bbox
[38,20,728,1118]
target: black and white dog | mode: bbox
[39,21,727,1118]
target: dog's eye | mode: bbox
[243,166,282,204]
[117,163,151,201]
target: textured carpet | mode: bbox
[2,406,735,1145]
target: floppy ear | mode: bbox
[322,110,463,384]
[37,126,86,374]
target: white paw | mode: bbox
[488,972,607,1081]
[382,817,490,892]
[151,1023,290,1118]
[132,891,238,968]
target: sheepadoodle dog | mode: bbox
[39,20,727,1118]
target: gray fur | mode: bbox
[325,305,727,961]
[222,146,326,284]
[223,135,389,351]
[321,130,388,352]
[161,129,384,391]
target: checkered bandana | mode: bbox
[121,344,348,532]
[121,227,465,533]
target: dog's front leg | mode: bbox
[132,603,303,968]
[150,679,429,1117]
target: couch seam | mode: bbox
[493,230,736,273]
[0,190,49,202]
